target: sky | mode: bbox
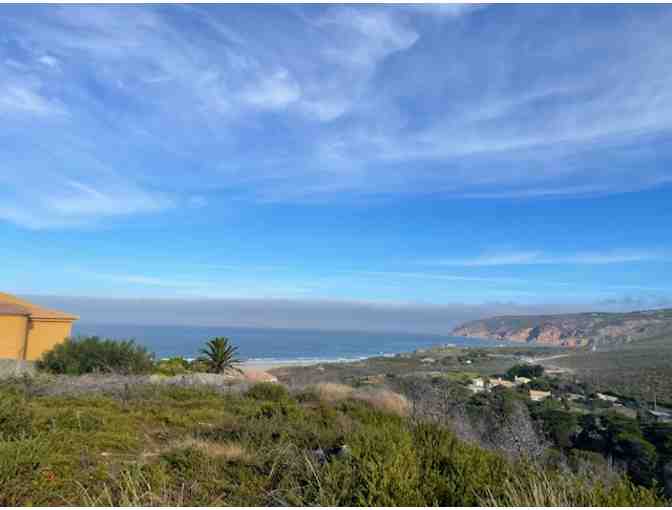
[2,4,672,331]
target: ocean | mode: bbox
[72,323,505,363]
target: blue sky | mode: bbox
[2,4,672,319]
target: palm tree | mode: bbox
[198,337,242,374]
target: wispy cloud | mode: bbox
[344,269,526,285]
[1,5,672,229]
[430,250,668,267]
[0,83,65,116]
[85,272,213,290]
[240,68,301,110]
[0,175,173,229]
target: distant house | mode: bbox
[490,377,515,389]
[0,292,78,361]
[529,390,552,401]
[596,393,619,403]
[514,376,531,385]
[648,410,672,423]
[466,377,486,393]
[471,377,485,388]
[544,368,566,375]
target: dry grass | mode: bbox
[313,383,354,402]
[354,388,410,417]
[171,438,254,463]
[240,369,278,383]
[309,383,409,416]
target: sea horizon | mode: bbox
[73,322,509,363]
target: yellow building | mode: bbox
[0,292,78,361]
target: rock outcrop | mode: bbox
[452,309,672,348]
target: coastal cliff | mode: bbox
[451,308,672,348]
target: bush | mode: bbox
[0,437,51,506]
[245,382,289,402]
[154,357,192,376]
[37,336,154,375]
[0,387,33,440]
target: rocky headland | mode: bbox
[451,308,672,348]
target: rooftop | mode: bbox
[0,303,30,316]
[0,292,78,321]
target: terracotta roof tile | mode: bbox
[0,292,78,321]
[0,303,30,316]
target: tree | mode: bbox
[506,364,544,380]
[613,432,658,487]
[576,412,658,487]
[198,337,242,374]
[538,409,579,449]
[529,378,552,391]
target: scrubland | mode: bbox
[0,376,666,506]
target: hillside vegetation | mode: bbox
[452,309,672,348]
[0,377,665,506]
[553,333,672,405]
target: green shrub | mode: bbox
[161,445,211,479]
[154,357,192,376]
[245,382,290,402]
[0,437,50,506]
[293,387,321,403]
[413,422,508,506]
[37,336,154,375]
[332,416,424,506]
[0,388,33,440]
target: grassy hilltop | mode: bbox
[0,377,665,506]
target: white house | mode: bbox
[529,390,551,401]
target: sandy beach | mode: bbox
[237,359,325,372]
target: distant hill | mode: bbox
[451,308,672,348]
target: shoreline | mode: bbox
[238,357,362,372]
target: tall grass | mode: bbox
[479,468,666,506]
[305,383,410,416]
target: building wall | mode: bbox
[0,315,29,359]
[24,319,74,361]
